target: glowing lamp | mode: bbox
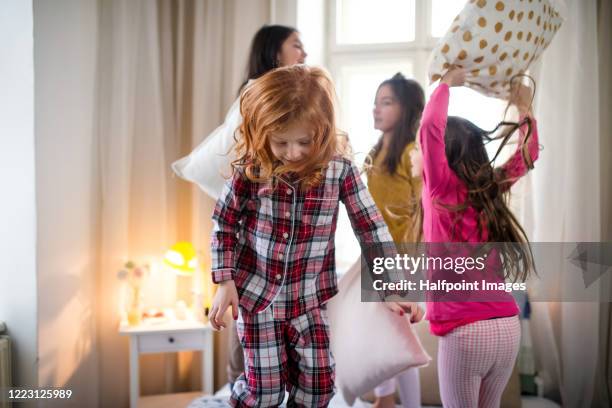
[164,242,197,275]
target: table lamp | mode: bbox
[164,242,205,321]
[164,241,197,275]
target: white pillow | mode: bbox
[327,260,431,406]
[171,98,241,200]
[428,0,565,98]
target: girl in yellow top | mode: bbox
[367,73,425,408]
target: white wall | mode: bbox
[0,0,39,392]
[33,0,100,406]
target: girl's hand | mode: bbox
[384,301,425,323]
[509,82,533,116]
[441,66,466,87]
[209,280,239,330]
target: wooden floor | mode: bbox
[139,392,205,408]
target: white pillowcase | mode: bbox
[428,0,565,98]
[171,98,241,200]
[327,260,431,406]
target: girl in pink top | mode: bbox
[410,67,539,408]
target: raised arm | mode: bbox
[419,83,451,194]
[419,68,466,195]
[498,83,540,189]
[498,115,539,189]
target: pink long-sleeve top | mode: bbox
[419,83,539,336]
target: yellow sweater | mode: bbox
[366,142,422,244]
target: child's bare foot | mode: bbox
[373,394,396,408]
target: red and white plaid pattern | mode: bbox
[438,316,521,408]
[230,307,335,407]
[211,156,393,319]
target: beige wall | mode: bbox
[33,0,100,406]
[0,0,38,396]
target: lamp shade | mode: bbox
[164,242,197,275]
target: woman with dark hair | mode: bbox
[171,24,306,392]
[172,24,306,199]
[366,73,426,408]
[239,25,306,91]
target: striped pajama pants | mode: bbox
[438,316,520,408]
[230,306,335,408]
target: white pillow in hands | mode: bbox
[171,98,241,200]
[327,260,430,406]
[428,0,564,98]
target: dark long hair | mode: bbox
[239,25,297,92]
[442,114,536,282]
[369,73,425,174]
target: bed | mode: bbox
[186,385,561,407]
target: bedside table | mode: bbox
[119,320,214,408]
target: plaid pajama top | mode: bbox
[211,156,393,319]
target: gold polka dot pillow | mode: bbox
[428,0,564,98]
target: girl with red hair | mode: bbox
[208,65,422,407]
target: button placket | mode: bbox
[266,176,294,312]
[280,184,294,257]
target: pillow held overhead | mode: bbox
[428,0,564,98]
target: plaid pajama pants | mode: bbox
[230,306,335,408]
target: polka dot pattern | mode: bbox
[429,0,563,98]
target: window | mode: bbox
[297,0,510,273]
[431,0,466,38]
[335,0,416,44]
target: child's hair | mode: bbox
[239,25,298,92]
[368,73,425,174]
[233,65,339,189]
[442,115,536,282]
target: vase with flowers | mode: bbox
[117,261,149,326]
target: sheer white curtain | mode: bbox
[519,0,605,406]
[595,0,612,403]
[95,1,269,406]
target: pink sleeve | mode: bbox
[499,116,539,189]
[419,83,452,195]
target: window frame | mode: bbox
[326,0,447,86]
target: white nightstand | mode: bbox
[119,320,214,408]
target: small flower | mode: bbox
[118,260,149,290]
